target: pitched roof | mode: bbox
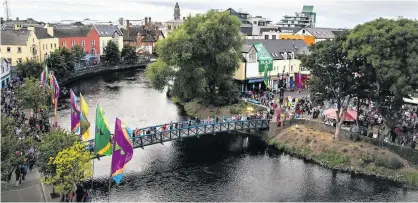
[241,44,253,53]
[260,28,280,33]
[34,27,53,39]
[123,26,162,41]
[0,29,31,46]
[93,25,123,37]
[304,27,347,39]
[245,39,308,59]
[53,26,92,38]
[278,27,301,34]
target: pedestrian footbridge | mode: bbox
[87,117,269,151]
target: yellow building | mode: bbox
[32,27,59,61]
[0,29,38,66]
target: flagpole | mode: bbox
[108,131,116,203]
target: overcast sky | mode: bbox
[3,0,418,28]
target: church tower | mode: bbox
[174,2,180,20]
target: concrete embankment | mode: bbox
[61,62,149,85]
[263,119,418,187]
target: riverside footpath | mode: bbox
[1,167,58,202]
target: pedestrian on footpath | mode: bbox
[15,165,22,187]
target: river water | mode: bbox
[58,69,418,201]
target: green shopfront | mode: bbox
[245,43,273,93]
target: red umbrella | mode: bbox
[324,109,357,121]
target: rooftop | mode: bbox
[34,27,53,39]
[93,24,123,37]
[53,26,92,38]
[302,5,314,13]
[1,29,31,46]
[302,27,348,39]
[246,39,308,59]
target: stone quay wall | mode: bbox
[267,119,418,165]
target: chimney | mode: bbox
[126,20,130,37]
[148,17,151,25]
[145,17,148,25]
[46,26,54,37]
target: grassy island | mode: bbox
[268,125,418,186]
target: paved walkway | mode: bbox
[1,167,57,202]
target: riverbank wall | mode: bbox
[61,62,149,85]
[266,119,418,165]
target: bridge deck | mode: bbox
[87,118,269,151]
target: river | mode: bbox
[58,69,418,201]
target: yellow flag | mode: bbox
[80,93,90,141]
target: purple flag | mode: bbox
[111,118,134,184]
[70,89,80,134]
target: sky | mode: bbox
[3,0,418,28]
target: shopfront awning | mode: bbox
[248,78,264,83]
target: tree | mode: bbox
[70,45,86,63]
[121,44,138,64]
[38,129,79,177]
[1,116,21,179]
[15,77,49,116]
[42,142,93,197]
[345,18,418,132]
[47,47,75,80]
[301,33,359,139]
[15,60,43,78]
[104,40,120,65]
[145,10,243,106]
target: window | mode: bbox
[249,49,256,63]
[291,65,294,72]
[81,40,85,47]
[54,44,57,48]
[17,58,22,64]
[7,47,11,52]
[62,41,66,46]
[168,25,171,30]
[102,40,105,48]
[43,45,45,50]
[51,44,53,49]
[302,30,305,34]
[17,47,22,53]
[264,35,269,40]
[272,35,276,40]
[283,65,286,72]
[71,41,75,47]
[1,65,4,73]
[91,40,95,46]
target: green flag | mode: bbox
[95,104,112,156]
[264,64,269,87]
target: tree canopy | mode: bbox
[345,18,418,128]
[71,45,86,63]
[104,40,121,65]
[121,44,138,64]
[302,32,361,138]
[47,47,75,80]
[42,142,93,195]
[38,129,79,177]
[145,10,242,106]
[1,116,22,178]
[15,77,49,113]
[15,60,43,79]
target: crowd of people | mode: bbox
[1,77,49,186]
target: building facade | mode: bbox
[33,27,59,61]
[0,29,38,66]
[93,25,123,55]
[1,58,11,88]
[54,26,100,55]
[163,2,185,37]
[277,5,316,28]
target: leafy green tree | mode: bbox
[15,77,49,116]
[121,44,138,64]
[42,142,93,197]
[38,129,79,177]
[302,33,359,139]
[1,116,20,179]
[15,60,43,78]
[145,10,243,106]
[70,45,86,63]
[345,18,418,132]
[47,47,75,80]
[104,40,121,65]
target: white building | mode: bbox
[294,27,347,43]
[277,5,316,28]
[1,58,11,89]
